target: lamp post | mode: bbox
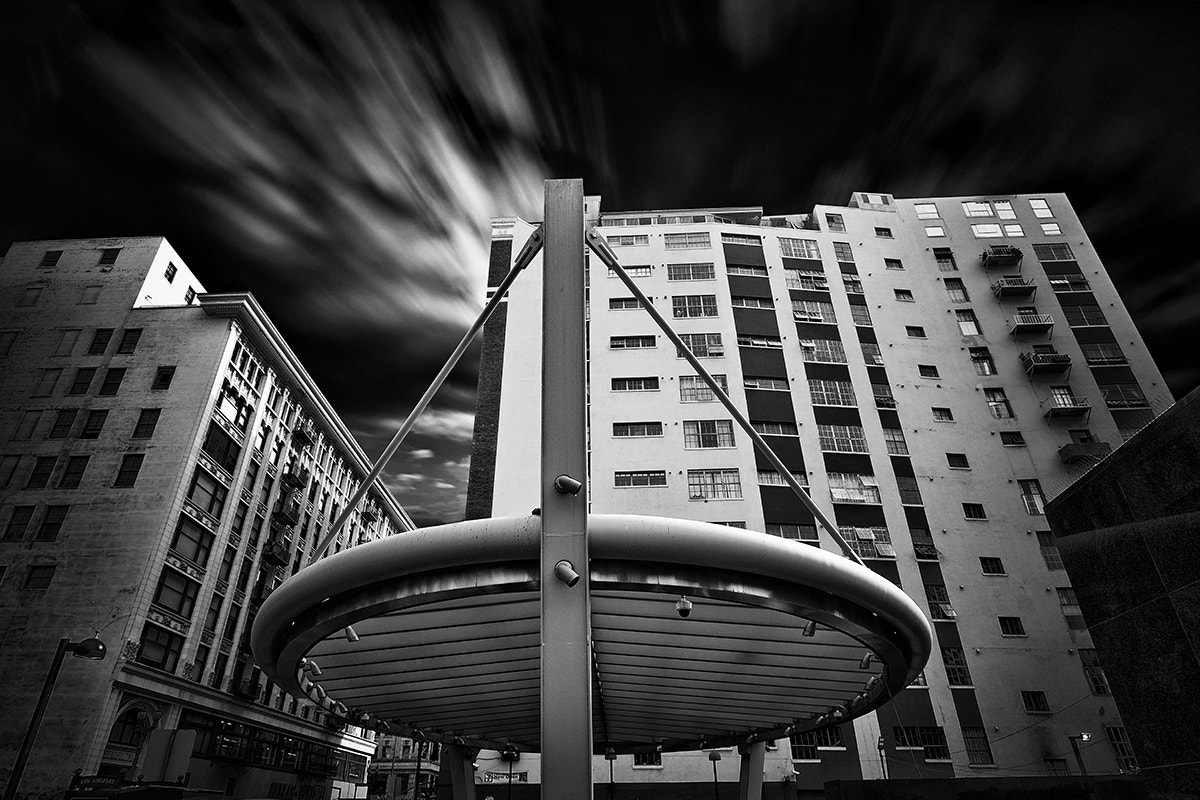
[708,750,721,800]
[1068,732,1092,777]
[3,637,107,800]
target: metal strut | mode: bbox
[584,226,865,567]
[312,225,546,560]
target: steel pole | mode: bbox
[539,179,593,798]
[3,638,70,800]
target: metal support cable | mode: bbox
[313,225,545,559]
[584,227,864,566]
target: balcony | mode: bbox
[262,538,291,567]
[912,542,940,561]
[293,421,316,447]
[1008,313,1054,336]
[1044,395,1092,418]
[991,276,1037,298]
[874,395,897,409]
[980,245,1024,269]
[282,466,311,489]
[274,492,303,525]
[1020,351,1072,375]
[1059,441,1113,464]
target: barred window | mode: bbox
[721,233,761,246]
[752,421,798,436]
[664,232,711,250]
[980,557,1005,575]
[817,424,868,453]
[833,242,854,262]
[687,469,741,499]
[667,262,716,281]
[611,335,656,350]
[1032,242,1074,261]
[808,378,856,406]
[1022,690,1050,714]
[606,234,649,247]
[800,338,846,363]
[942,647,973,686]
[731,296,774,309]
[785,270,828,290]
[744,376,788,390]
[893,726,950,760]
[684,420,735,448]
[827,472,881,504]
[944,278,969,303]
[677,333,724,358]
[672,294,719,318]
[792,299,836,323]
[790,726,844,761]
[962,727,994,766]
[934,248,957,271]
[999,616,1026,636]
[680,374,727,402]
[963,503,987,519]
[779,238,821,259]
[849,305,873,326]
[883,428,908,455]
[840,526,895,559]
[736,334,782,349]
[613,376,659,392]
[932,407,954,422]
[767,523,818,543]
[633,752,662,767]
[615,471,667,487]
[613,422,663,438]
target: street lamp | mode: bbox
[708,750,721,800]
[3,637,107,800]
[1068,732,1093,776]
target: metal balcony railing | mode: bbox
[991,276,1037,297]
[980,245,1024,269]
[1044,395,1092,417]
[1020,351,1072,374]
[1009,314,1054,335]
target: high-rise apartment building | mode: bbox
[0,237,413,798]
[467,193,1169,795]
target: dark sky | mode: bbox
[4,1,1199,524]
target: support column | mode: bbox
[539,178,593,798]
[444,745,478,800]
[737,741,766,800]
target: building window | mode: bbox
[883,428,908,455]
[721,233,760,246]
[779,238,821,259]
[924,226,946,238]
[736,334,782,349]
[633,752,662,768]
[36,506,69,541]
[946,452,970,469]
[4,506,36,541]
[832,242,854,262]
[1079,649,1110,696]
[687,469,741,500]
[614,471,667,487]
[923,584,955,620]
[917,364,940,380]
[672,294,719,318]
[152,366,176,391]
[98,368,127,396]
[684,420,735,449]
[678,333,724,357]
[994,200,1017,219]
[1032,242,1074,261]
[962,727,995,766]
[170,516,214,566]
[827,473,881,504]
[800,338,846,363]
[664,232,710,250]
[731,296,774,310]
[680,374,727,402]
[792,299,836,323]
[26,456,58,489]
[201,423,240,472]
[745,376,789,391]
[609,264,653,278]
[956,309,981,335]
[1003,224,1025,237]
[612,377,658,392]
[1043,759,1070,776]
[905,326,926,338]
[1058,587,1087,629]
[114,454,145,488]
[984,388,1013,419]
[13,410,42,440]
[861,341,883,365]
[849,305,872,326]
[874,227,893,238]
[1100,383,1149,408]
[808,378,856,406]
[19,287,44,307]
[116,329,143,354]
[22,564,56,590]
[1040,222,1062,235]
[610,335,656,350]
[785,270,828,290]
[963,503,987,520]
[183,286,197,304]
[751,421,798,436]
[893,726,950,760]
[726,264,766,277]
[942,647,973,686]
[0,455,20,488]
[841,526,896,559]
[68,367,97,396]
[1080,342,1125,364]
[970,223,1003,238]
[825,213,845,232]
[757,470,808,487]
[187,469,228,520]
[97,247,121,265]
[136,623,184,672]
[817,424,868,453]
[893,475,921,506]
[153,568,200,618]
[130,408,161,439]
[1029,198,1054,218]
[842,274,864,294]
[40,250,63,267]
[914,203,939,219]
[612,422,663,438]
[59,456,90,489]
[998,616,1027,636]
[609,297,641,310]
[894,289,914,302]
[930,251,957,275]
[767,523,818,543]
[943,278,969,303]
[667,262,715,281]
[44,410,75,440]
[1105,726,1138,772]
[967,346,995,375]
[962,201,994,217]
[979,557,1005,575]
[88,328,114,355]
[79,286,102,304]
[932,407,954,422]
[1019,479,1046,515]
[79,410,109,439]
[0,330,18,356]
[1000,431,1025,446]
[1021,690,1050,714]
[165,262,178,282]
[1062,304,1107,327]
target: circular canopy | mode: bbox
[251,515,932,754]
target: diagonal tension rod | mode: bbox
[584,227,865,566]
[312,225,546,560]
